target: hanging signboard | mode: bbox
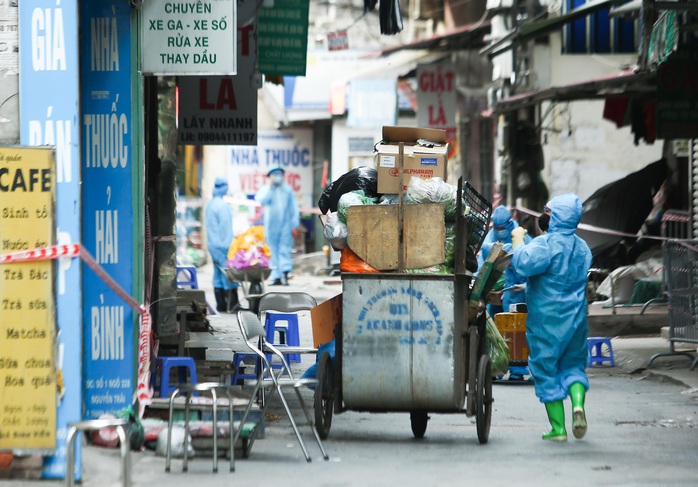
[140,0,237,75]
[178,0,258,146]
[227,129,313,208]
[258,0,310,76]
[80,0,135,423]
[657,44,698,139]
[417,62,457,155]
[0,146,56,451]
[327,31,349,51]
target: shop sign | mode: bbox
[227,129,313,208]
[19,0,81,477]
[178,0,258,146]
[140,0,236,75]
[0,146,56,451]
[347,78,397,129]
[80,1,135,424]
[657,45,698,139]
[417,62,456,130]
[327,31,348,51]
[258,0,310,76]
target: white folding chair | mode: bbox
[233,310,328,462]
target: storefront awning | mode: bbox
[494,69,656,113]
[481,0,629,57]
[370,20,491,58]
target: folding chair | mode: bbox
[258,292,318,366]
[233,310,328,462]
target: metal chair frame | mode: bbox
[233,310,328,462]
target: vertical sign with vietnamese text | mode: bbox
[19,0,82,478]
[657,45,698,138]
[0,147,56,450]
[140,0,236,75]
[227,129,313,208]
[258,0,309,76]
[417,62,457,151]
[178,0,258,145]
[80,1,134,421]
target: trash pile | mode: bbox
[319,166,485,274]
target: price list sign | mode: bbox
[0,147,56,450]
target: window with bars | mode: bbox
[563,0,637,53]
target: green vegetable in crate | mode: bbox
[485,313,510,376]
[337,190,378,223]
[444,224,456,266]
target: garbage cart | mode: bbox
[313,178,494,443]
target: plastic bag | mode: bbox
[405,177,459,220]
[404,264,453,274]
[115,405,146,451]
[444,224,456,266]
[485,313,510,376]
[339,247,379,273]
[337,190,378,223]
[379,194,399,205]
[322,212,348,250]
[301,340,336,383]
[318,166,379,214]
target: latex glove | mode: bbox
[511,227,527,249]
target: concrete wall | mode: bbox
[537,36,663,201]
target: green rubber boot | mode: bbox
[570,382,587,439]
[542,401,567,441]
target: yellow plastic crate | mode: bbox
[494,312,528,362]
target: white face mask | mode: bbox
[272,174,284,185]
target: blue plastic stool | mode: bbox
[155,356,198,397]
[230,353,260,385]
[264,312,301,363]
[587,337,615,366]
[176,266,199,289]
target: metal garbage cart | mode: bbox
[221,266,271,314]
[313,179,494,443]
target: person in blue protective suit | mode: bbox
[510,193,592,441]
[255,167,300,286]
[205,177,239,313]
[478,205,532,380]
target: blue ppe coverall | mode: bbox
[205,178,236,290]
[511,193,592,403]
[255,183,300,280]
[478,205,531,312]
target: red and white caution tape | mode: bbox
[0,243,153,417]
[514,205,672,241]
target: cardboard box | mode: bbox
[310,293,342,347]
[494,312,529,363]
[346,204,445,271]
[376,126,449,194]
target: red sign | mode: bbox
[327,31,349,51]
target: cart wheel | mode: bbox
[475,354,493,444]
[410,412,429,439]
[314,352,334,439]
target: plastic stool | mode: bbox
[66,419,130,487]
[176,266,199,289]
[156,357,198,397]
[588,337,615,366]
[231,353,260,385]
[265,312,300,363]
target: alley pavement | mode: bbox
[8,258,698,486]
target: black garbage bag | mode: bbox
[318,166,380,214]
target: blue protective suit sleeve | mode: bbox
[205,197,233,266]
[511,236,552,278]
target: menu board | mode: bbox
[0,147,56,450]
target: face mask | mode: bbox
[495,229,509,241]
[538,213,550,232]
[272,174,284,185]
